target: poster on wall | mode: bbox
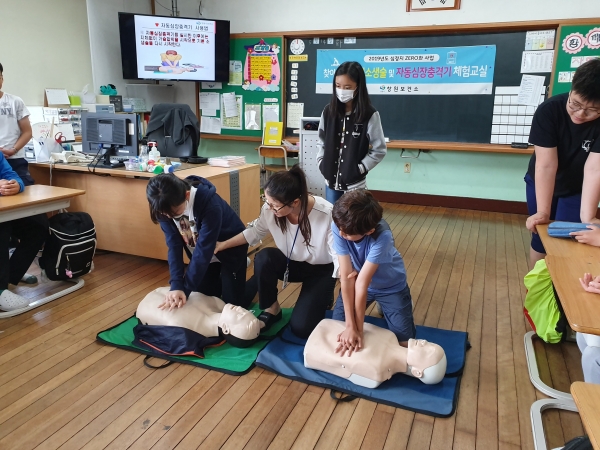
[315,46,497,95]
[241,39,281,92]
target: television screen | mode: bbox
[118,12,230,82]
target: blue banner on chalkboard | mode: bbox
[316,46,496,95]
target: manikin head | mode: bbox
[406,339,447,385]
[218,304,261,348]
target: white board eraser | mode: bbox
[384,137,390,142]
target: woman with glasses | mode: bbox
[146,173,250,311]
[215,165,338,338]
[525,58,600,266]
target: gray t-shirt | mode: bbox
[0,92,30,158]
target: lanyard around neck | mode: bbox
[286,226,301,268]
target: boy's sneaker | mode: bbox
[0,290,30,311]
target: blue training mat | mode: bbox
[255,312,468,417]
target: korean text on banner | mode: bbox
[316,46,497,95]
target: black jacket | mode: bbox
[147,103,200,156]
[320,104,376,190]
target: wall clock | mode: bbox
[290,39,305,55]
[407,0,461,12]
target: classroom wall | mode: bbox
[86,0,197,113]
[0,0,93,106]
[190,0,600,202]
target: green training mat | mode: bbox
[97,304,292,375]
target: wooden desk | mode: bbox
[537,224,600,258]
[0,185,85,223]
[0,184,87,318]
[546,256,600,335]
[571,382,600,450]
[28,163,261,260]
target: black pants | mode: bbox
[196,256,251,309]
[253,247,336,338]
[0,214,48,290]
[7,158,35,186]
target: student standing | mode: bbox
[146,174,249,310]
[330,190,415,354]
[215,165,337,338]
[0,62,34,186]
[316,61,387,204]
[525,59,600,266]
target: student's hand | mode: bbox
[526,212,550,233]
[158,290,187,310]
[0,179,20,196]
[0,147,16,157]
[579,273,600,294]
[214,241,225,254]
[335,326,363,356]
[571,226,600,247]
[347,270,358,280]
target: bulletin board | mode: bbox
[284,30,553,144]
[550,24,600,96]
[199,36,284,139]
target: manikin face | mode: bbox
[406,339,445,377]
[218,304,261,340]
[567,91,600,125]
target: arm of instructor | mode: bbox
[526,145,557,233]
[580,152,600,223]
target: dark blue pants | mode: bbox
[332,283,416,342]
[7,158,34,186]
[525,173,582,253]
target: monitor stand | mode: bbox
[89,146,125,169]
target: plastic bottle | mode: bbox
[148,141,161,163]
[139,144,149,171]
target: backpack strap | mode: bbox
[143,355,174,369]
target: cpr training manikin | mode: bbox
[304,319,447,388]
[136,287,261,347]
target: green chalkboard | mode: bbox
[551,24,600,96]
[200,36,283,138]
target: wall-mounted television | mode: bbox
[118,12,230,82]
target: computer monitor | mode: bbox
[81,112,138,168]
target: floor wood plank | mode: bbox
[0,205,585,450]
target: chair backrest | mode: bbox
[147,103,200,158]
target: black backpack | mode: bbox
[40,212,97,281]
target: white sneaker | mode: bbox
[0,290,30,311]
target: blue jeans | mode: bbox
[332,284,416,342]
[524,173,582,253]
[325,185,344,204]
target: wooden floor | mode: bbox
[0,204,586,450]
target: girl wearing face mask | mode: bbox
[316,61,387,204]
[146,173,250,311]
[214,165,338,338]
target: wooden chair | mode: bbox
[257,144,291,172]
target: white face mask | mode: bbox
[336,88,355,103]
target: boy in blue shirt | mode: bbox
[0,152,47,311]
[331,190,415,355]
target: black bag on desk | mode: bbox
[39,212,97,281]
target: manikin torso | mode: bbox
[304,319,447,388]
[136,287,260,341]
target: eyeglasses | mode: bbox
[261,194,289,213]
[568,92,600,118]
